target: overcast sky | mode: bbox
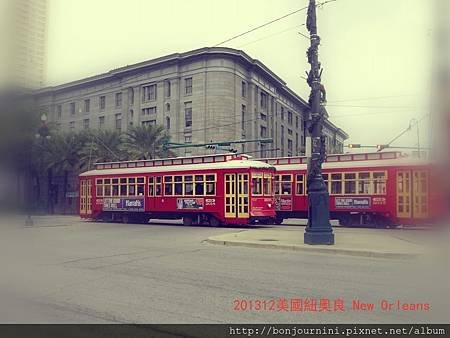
[46,0,433,148]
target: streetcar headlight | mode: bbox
[268,203,272,208]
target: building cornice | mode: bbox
[34,47,310,108]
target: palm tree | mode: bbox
[42,132,88,214]
[79,129,124,170]
[122,124,174,160]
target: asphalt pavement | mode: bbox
[0,215,449,323]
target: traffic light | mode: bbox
[206,145,217,150]
[377,144,389,151]
[228,148,238,153]
[347,144,361,149]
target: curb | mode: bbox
[205,238,422,259]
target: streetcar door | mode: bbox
[224,174,236,218]
[396,171,412,218]
[80,179,92,215]
[412,170,428,219]
[237,173,249,218]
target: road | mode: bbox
[0,216,448,323]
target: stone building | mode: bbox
[35,47,347,158]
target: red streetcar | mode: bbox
[260,151,445,228]
[79,154,276,226]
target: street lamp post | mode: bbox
[304,0,334,245]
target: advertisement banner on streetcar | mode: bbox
[177,198,204,210]
[335,197,371,209]
[103,197,145,212]
[275,195,292,211]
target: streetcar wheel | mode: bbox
[208,216,220,227]
[183,216,193,226]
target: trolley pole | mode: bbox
[304,0,334,245]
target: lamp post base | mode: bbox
[304,230,334,245]
[304,176,334,245]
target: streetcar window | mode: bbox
[344,173,357,194]
[104,179,110,184]
[148,177,154,196]
[274,175,281,195]
[120,178,127,184]
[96,179,103,185]
[195,181,204,195]
[322,174,329,193]
[137,183,145,196]
[128,178,135,184]
[281,175,292,195]
[330,173,342,195]
[112,184,119,196]
[129,185,136,196]
[164,176,173,195]
[358,172,371,194]
[252,177,262,195]
[104,185,111,196]
[206,182,215,195]
[112,178,119,184]
[96,186,103,197]
[373,172,387,195]
[184,175,194,195]
[174,175,183,195]
[296,174,305,195]
[155,177,162,196]
[195,175,203,182]
[137,177,145,184]
[205,174,215,196]
[263,177,271,195]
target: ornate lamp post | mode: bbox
[304,0,334,245]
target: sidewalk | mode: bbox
[206,226,429,259]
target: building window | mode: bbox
[184,102,192,127]
[115,92,122,108]
[98,116,105,129]
[288,111,293,125]
[69,121,75,130]
[288,129,293,136]
[185,77,192,95]
[70,102,76,116]
[142,107,157,115]
[281,106,284,120]
[100,96,106,110]
[142,84,157,102]
[165,103,170,112]
[296,116,299,129]
[83,119,90,130]
[84,99,90,113]
[260,126,267,138]
[164,80,171,98]
[260,113,267,121]
[115,113,122,131]
[288,139,293,155]
[129,88,134,105]
[184,135,192,144]
[241,104,246,131]
[281,125,285,144]
[56,105,62,119]
[296,132,299,155]
[241,81,247,98]
[260,92,268,110]
[166,116,170,130]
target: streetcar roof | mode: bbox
[272,157,432,171]
[79,159,275,177]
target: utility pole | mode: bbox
[304,0,334,245]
